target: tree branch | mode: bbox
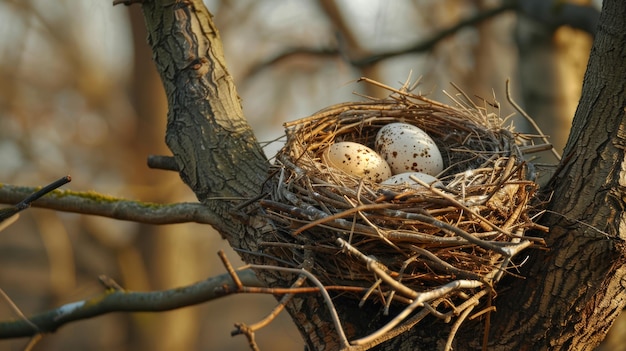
[519,0,600,35]
[350,2,517,67]
[0,184,222,225]
[244,0,600,80]
[243,1,515,80]
[147,155,179,172]
[0,269,262,338]
[490,0,626,349]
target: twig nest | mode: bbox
[260,80,548,322]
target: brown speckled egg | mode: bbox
[322,141,391,183]
[375,123,443,176]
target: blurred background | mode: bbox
[0,0,607,350]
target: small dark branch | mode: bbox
[0,288,39,332]
[0,176,71,222]
[351,2,516,67]
[222,250,305,350]
[519,0,600,35]
[243,48,340,81]
[112,0,143,6]
[0,185,221,226]
[215,284,367,296]
[245,0,599,79]
[244,1,516,79]
[218,250,243,290]
[24,334,43,351]
[0,269,262,339]
[147,155,179,172]
[248,279,306,329]
[18,176,72,209]
[232,323,261,351]
[245,263,351,349]
[505,79,561,161]
[98,275,125,292]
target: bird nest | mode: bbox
[259,80,548,332]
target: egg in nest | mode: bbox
[322,141,391,183]
[375,123,443,176]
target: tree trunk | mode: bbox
[140,0,269,231]
[488,0,626,349]
[138,0,626,350]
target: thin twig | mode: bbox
[240,276,306,334]
[243,264,350,350]
[0,176,71,222]
[444,303,476,351]
[409,245,485,282]
[23,333,43,351]
[0,213,19,232]
[351,2,516,67]
[337,238,417,299]
[350,278,483,346]
[219,250,243,290]
[218,285,367,296]
[359,279,383,308]
[470,306,496,321]
[342,195,401,251]
[221,250,308,343]
[232,323,261,351]
[0,288,39,332]
[409,175,516,241]
[505,79,561,160]
[98,275,124,291]
[350,307,433,350]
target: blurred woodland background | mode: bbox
[0,0,608,350]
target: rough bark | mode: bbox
[488,0,626,349]
[141,0,269,203]
[138,0,626,350]
[139,3,363,350]
[139,0,275,264]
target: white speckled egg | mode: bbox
[375,123,443,176]
[381,172,442,188]
[322,141,391,183]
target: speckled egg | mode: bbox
[322,141,391,183]
[375,123,443,176]
[380,172,442,188]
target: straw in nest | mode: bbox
[258,78,551,342]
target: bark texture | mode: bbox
[140,1,274,262]
[142,0,268,203]
[138,4,290,341]
[138,0,626,350]
[489,0,626,349]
